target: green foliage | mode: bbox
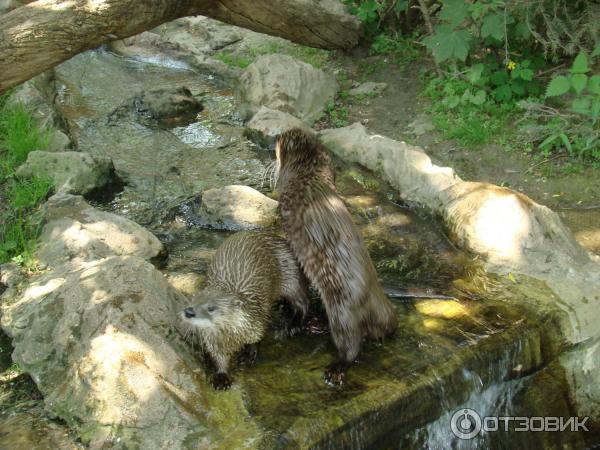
[213,51,254,69]
[423,76,518,147]
[324,101,350,128]
[0,94,52,267]
[546,52,600,122]
[0,101,49,180]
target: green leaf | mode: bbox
[571,74,588,95]
[539,133,559,150]
[514,23,531,40]
[545,76,570,97]
[394,0,408,13]
[520,68,534,81]
[591,42,600,58]
[570,53,589,74]
[470,89,487,105]
[559,133,573,154]
[423,26,471,63]
[440,0,470,27]
[494,84,513,101]
[467,63,484,84]
[588,75,600,95]
[511,67,521,80]
[491,70,509,86]
[571,97,592,114]
[481,13,505,41]
[511,81,526,96]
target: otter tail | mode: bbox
[363,287,398,341]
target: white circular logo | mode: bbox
[450,408,482,440]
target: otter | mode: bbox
[179,231,309,390]
[275,128,398,386]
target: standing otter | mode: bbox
[179,231,309,390]
[275,128,398,386]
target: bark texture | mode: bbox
[0,0,361,92]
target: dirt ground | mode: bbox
[321,48,600,256]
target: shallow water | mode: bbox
[0,48,583,449]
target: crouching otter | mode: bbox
[275,128,398,386]
[179,231,309,390]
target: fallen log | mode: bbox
[0,0,361,92]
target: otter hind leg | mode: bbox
[325,309,362,386]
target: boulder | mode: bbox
[0,194,262,449]
[200,185,279,230]
[244,106,313,147]
[46,129,72,152]
[238,54,337,124]
[132,87,203,123]
[15,151,115,196]
[38,193,166,266]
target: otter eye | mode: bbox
[207,305,215,313]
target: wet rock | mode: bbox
[348,81,387,97]
[38,193,165,266]
[132,87,203,124]
[239,54,337,124]
[244,106,313,148]
[15,151,116,197]
[0,193,263,449]
[199,185,278,230]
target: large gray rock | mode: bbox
[239,54,337,124]
[0,195,262,449]
[16,151,115,196]
[200,185,278,230]
[245,106,313,147]
[38,193,165,266]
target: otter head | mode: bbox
[181,288,240,331]
[275,127,319,170]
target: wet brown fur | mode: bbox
[180,231,308,388]
[275,128,398,377]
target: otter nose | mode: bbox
[184,307,196,318]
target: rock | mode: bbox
[238,54,337,124]
[132,87,203,123]
[38,193,166,266]
[0,255,261,449]
[0,192,262,449]
[15,151,116,196]
[321,123,460,210]
[244,106,313,147]
[46,129,72,152]
[0,0,19,14]
[6,76,56,126]
[348,82,387,97]
[200,185,279,230]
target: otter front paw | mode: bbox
[212,372,232,390]
[324,362,349,387]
